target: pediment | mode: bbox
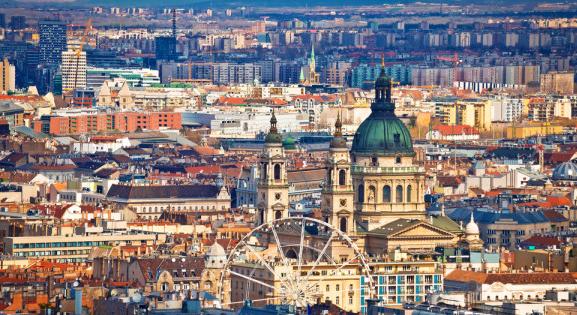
[389,222,455,239]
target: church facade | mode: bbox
[256,67,478,256]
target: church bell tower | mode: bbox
[321,112,354,233]
[257,111,289,224]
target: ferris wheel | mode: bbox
[218,217,374,310]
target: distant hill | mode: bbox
[3,0,541,8]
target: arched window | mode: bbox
[275,211,282,220]
[274,164,281,180]
[396,185,403,203]
[358,184,364,203]
[383,185,391,203]
[338,169,346,186]
[262,163,267,180]
[339,217,347,233]
[395,156,401,164]
[406,185,412,203]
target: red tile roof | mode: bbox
[520,235,562,248]
[218,97,245,105]
[546,196,573,207]
[433,124,479,136]
[447,270,576,285]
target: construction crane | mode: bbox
[436,52,461,65]
[73,19,92,93]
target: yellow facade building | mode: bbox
[0,58,15,93]
[506,124,564,138]
[434,98,492,131]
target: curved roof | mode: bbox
[465,212,480,235]
[351,68,414,157]
[207,242,226,257]
[552,161,577,181]
[282,136,297,150]
[351,111,414,156]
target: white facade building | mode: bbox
[491,95,523,122]
[72,137,132,154]
[186,110,308,138]
[62,49,87,92]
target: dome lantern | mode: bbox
[351,63,414,157]
[265,110,282,144]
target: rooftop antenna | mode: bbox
[172,9,177,39]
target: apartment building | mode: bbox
[540,71,575,95]
[434,97,492,131]
[230,259,443,314]
[105,184,231,220]
[38,111,181,135]
[0,58,15,93]
[2,233,162,262]
[61,49,87,92]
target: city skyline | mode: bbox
[0,1,576,314]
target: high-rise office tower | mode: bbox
[61,48,87,92]
[155,36,177,62]
[154,9,178,62]
[0,13,5,28]
[38,20,68,66]
[10,16,26,30]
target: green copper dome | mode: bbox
[351,68,414,157]
[282,136,297,150]
[265,132,283,143]
[351,111,414,156]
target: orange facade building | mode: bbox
[40,112,181,135]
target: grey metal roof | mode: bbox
[448,208,549,225]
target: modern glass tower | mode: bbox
[38,20,68,67]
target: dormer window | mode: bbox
[393,133,400,145]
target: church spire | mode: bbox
[334,110,342,137]
[310,44,316,69]
[308,43,319,84]
[265,110,282,143]
[330,108,347,149]
[270,109,278,134]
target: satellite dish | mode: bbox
[72,281,80,288]
[181,258,186,262]
[110,289,119,297]
[171,258,176,262]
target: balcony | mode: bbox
[351,165,424,175]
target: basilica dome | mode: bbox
[351,68,414,157]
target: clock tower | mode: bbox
[321,112,355,233]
